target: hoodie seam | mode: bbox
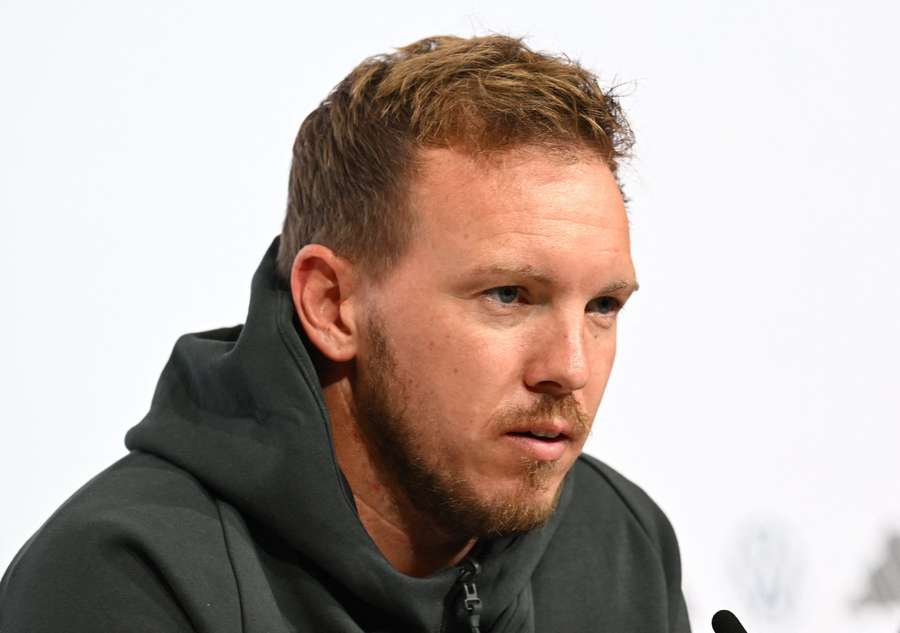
[275,292,332,429]
[215,499,247,633]
[276,299,321,403]
[274,291,359,514]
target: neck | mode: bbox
[322,375,476,577]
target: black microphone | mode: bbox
[711,610,748,633]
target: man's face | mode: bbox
[351,146,636,537]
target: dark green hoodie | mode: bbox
[0,239,691,633]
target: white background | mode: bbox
[2,1,898,631]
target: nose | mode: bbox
[523,313,593,396]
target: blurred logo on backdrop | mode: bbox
[852,530,900,610]
[728,518,805,622]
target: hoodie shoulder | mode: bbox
[572,453,679,561]
[0,452,242,633]
[561,453,691,632]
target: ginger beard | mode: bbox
[351,311,591,538]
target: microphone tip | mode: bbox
[711,609,748,633]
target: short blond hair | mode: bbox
[277,35,633,283]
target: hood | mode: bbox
[125,237,573,632]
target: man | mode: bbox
[0,35,691,632]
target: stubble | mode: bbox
[350,311,589,538]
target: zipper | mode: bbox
[458,558,483,633]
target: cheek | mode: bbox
[387,308,520,424]
[584,333,617,415]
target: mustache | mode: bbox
[491,394,591,438]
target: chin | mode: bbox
[460,469,566,537]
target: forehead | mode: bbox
[403,146,631,279]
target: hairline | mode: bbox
[351,140,623,288]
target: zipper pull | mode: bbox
[458,558,483,633]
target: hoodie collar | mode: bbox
[126,237,573,631]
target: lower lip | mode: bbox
[503,434,569,461]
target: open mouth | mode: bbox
[503,431,570,461]
[507,430,565,441]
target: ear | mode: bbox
[290,244,359,363]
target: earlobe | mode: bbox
[290,245,358,363]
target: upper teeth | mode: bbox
[531,431,559,438]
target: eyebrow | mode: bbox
[600,279,640,294]
[465,264,640,295]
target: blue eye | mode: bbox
[589,296,621,315]
[486,286,521,304]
